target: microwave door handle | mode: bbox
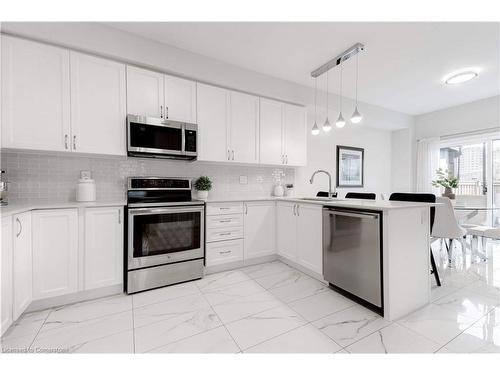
[181,125,186,155]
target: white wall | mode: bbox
[1,23,414,198]
[391,127,415,192]
[415,95,500,139]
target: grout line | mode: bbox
[27,309,53,350]
[131,294,136,354]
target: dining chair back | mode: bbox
[432,197,467,239]
[345,192,376,200]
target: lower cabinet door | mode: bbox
[13,212,33,321]
[243,202,276,259]
[1,217,13,335]
[32,209,79,300]
[206,239,244,267]
[276,202,297,260]
[296,204,323,275]
[84,207,123,290]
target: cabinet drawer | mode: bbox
[206,239,243,266]
[206,202,243,216]
[206,227,244,242]
[206,214,243,229]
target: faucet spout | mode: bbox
[309,170,335,198]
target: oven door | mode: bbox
[127,205,205,270]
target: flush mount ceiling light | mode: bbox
[311,43,365,133]
[443,69,480,85]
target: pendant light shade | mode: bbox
[335,112,346,128]
[323,70,332,132]
[323,118,332,132]
[351,106,362,124]
[311,121,320,135]
[312,77,320,135]
[350,53,363,124]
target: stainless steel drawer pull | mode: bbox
[219,232,232,236]
[73,135,77,150]
[219,250,232,255]
[219,207,230,210]
[219,219,231,223]
[64,134,69,149]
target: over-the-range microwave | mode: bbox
[127,114,197,160]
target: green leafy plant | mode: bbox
[432,168,459,189]
[194,176,212,191]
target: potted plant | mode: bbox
[432,168,459,199]
[194,176,212,201]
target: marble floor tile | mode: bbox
[133,293,211,328]
[148,326,240,353]
[67,330,134,353]
[443,325,500,353]
[134,307,222,353]
[31,310,133,351]
[398,304,477,345]
[345,323,441,353]
[225,305,306,350]
[202,279,267,306]
[48,294,132,323]
[132,281,201,308]
[0,310,50,351]
[241,261,293,279]
[431,284,461,302]
[254,268,311,290]
[211,290,283,324]
[463,279,500,301]
[313,305,391,347]
[433,289,499,320]
[196,270,251,292]
[244,324,341,353]
[288,290,354,322]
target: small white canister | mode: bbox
[77,178,96,202]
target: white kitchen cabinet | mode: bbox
[243,202,276,259]
[84,207,123,290]
[1,35,71,152]
[164,74,197,123]
[32,209,78,300]
[276,202,322,274]
[276,202,297,260]
[12,212,33,321]
[284,104,307,166]
[70,52,127,156]
[229,91,260,163]
[206,239,244,267]
[296,204,322,274]
[1,217,13,336]
[259,98,284,165]
[126,65,164,118]
[197,83,229,162]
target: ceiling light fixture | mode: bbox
[335,60,346,128]
[350,53,363,124]
[311,77,320,135]
[443,68,479,85]
[323,70,332,132]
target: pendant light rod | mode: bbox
[310,42,365,78]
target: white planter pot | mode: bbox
[197,190,209,201]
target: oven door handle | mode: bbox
[129,207,204,215]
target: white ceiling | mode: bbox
[106,22,499,115]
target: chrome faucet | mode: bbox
[309,170,335,198]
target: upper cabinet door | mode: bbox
[197,83,229,162]
[70,52,127,156]
[284,104,307,166]
[229,91,259,163]
[259,98,284,165]
[1,36,71,152]
[164,74,197,123]
[126,65,164,118]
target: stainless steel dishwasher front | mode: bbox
[322,208,383,314]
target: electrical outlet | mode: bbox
[256,175,264,183]
[80,170,92,179]
[239,175,248,184]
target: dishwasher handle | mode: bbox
[324,208,379,220]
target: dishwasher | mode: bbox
[323,208,383,315]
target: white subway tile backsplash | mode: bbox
[1,151,295,204]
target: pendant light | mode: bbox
[322,70,332,132]
[351,53,363,124]
[311,77,320,135]
[335,60,346,128]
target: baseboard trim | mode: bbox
[204,254,278,275]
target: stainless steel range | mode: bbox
[125,177,204,294]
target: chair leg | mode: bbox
[445,239,453,267]
[430,248,441,287]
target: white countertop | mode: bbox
[205,196,437,211]
[1,200,126,217]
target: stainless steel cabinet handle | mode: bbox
[232,150,235,160]
[73,135,77,150]
[118,210,121,224]
[219,207,230,210]
[219,250,232,255]
[296,204,300,216]
[227,150,230,160]
[16,218,22,237]
[293,204,296,216]
[64,134,69,149]
[244,203,248,214]
[327,210,379,220]
[166,106,169,119]
[219,232,232,236]
[285,155,288,164]
[160,105,163,118]
[219,219,231,223]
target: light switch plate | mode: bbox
[239,175,248,184]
